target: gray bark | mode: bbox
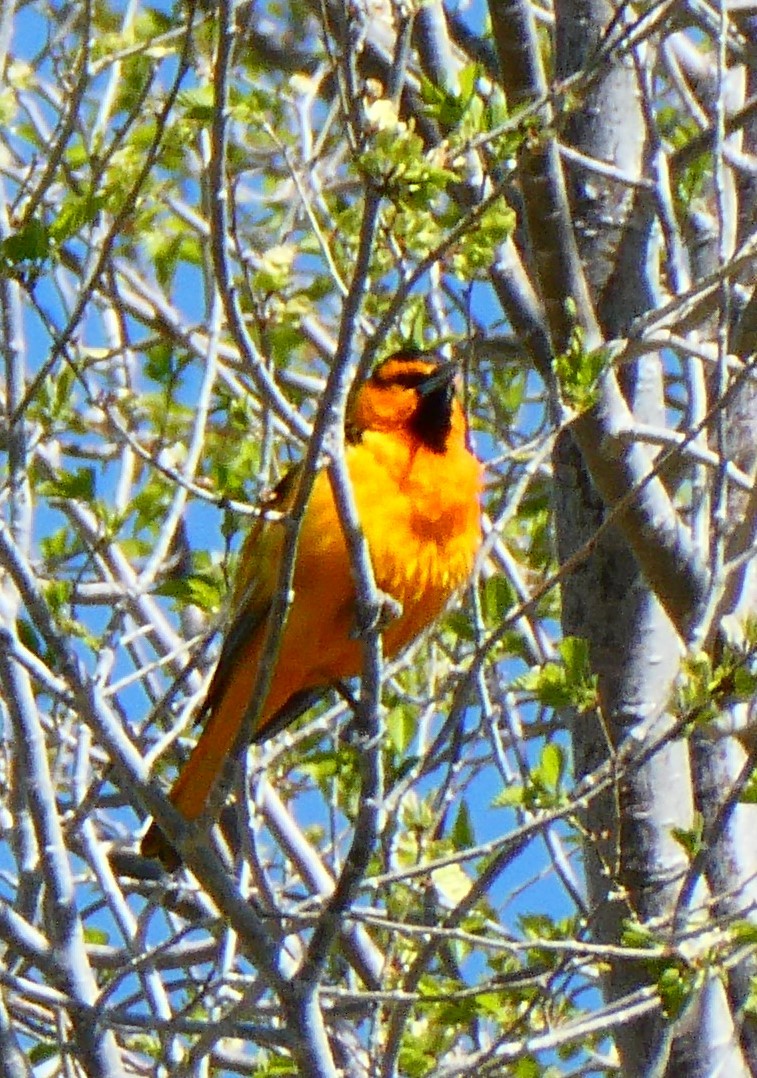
[552,0,757,1073]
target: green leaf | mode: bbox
[40,526,77,562]
[537,743,564,792]
[49,191,107,244]
[443,609,477,642]
[359,100,455,210]
[18,617,42,657]
[491,366,526,415]
[253,1052,298,1076]
[473,991,506,1019]
[658,964,692,1019]
[621,922,659,950]
[386,704,416,756]
[451,799,475,848]
[730,920,757,945]
[0,218,51,266]
[178,84,215,122]
[513,664,567,708]
[513,637,598,712]
[553,323,610,412]
[557,635,589,676]
[513,1058,541,1078]
[738,772,757,804]
[671,812,705,856]
[480,574,515,625]
[419,70,471,129]
[431,862,472,905]
[155,573,223,613]
[299,750,341,782]
[492,784,525,808]
[44,579,73,615]
[38,467,96,502]
[29,1043,59,1064]
[84,926,110,945]
[451,201,515,276]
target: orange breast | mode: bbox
[265,428,482,698]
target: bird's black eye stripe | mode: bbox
[383,371,430,389]
[371,349,442,388]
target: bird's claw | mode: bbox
[351,592,403,639]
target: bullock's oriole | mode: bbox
[141,350,482,868]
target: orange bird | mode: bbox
[141,350,482,868]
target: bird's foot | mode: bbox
[351,591,403,639]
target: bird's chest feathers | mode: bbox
[351,435,481,603]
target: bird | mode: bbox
[140,349,482,868]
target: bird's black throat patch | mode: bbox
[411,382,454,453]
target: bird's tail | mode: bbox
[140,614,273,868]
[139,700,245,869]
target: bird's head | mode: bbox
[347,349,466,454]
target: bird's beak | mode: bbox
[417,360,458,396]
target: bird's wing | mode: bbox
[196,463,303,726]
